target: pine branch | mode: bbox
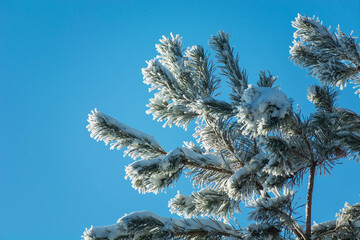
[83,211,243,240]
[247,189,305,239]
[263,135,309,180]
[312,217,360,240]
[227,156,267,201]
[144,34,236,129]
[184,45,220,98]
[125,147,234,194]
[284,214,307,240]
[257,71,278,88]
[194,117,250,167]
[87,109,166,160]
[169,188,240,220]
[307,85,339,112]
[185,161,233,175]
[209,31,248,102]
[335,108,360,162]
[290,14,360,94]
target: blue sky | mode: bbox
[1,1,360,239]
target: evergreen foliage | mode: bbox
[83,14,360,239]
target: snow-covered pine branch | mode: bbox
[334,108,360,162]
[244,223,282,240]
[143,34,235,129]
[193,117,252,165]
[125,149,184,194]
[84,14,360,240]
[311,220,337,240]
[262,135,308,181]
[311,202,360,239]
[337,202,360,228]
[125,147,233,194]
[247,189,305,240]
[290,14,360,94]
[169,188,240,221]
[83,211,243,240]
[87,109,166,160]
[248,189,295,226]
[292,14,360,66]
[227,153,268,201]
[184,45,219,98]
[307,85,339,112]
[306,85,360,162]
[210,31,248,103]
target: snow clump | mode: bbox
[237,85,291,136]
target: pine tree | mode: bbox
[83,14,360,240]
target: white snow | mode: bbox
[248,188,294,212]
[228,166,251,187]
[181,147,224,167]
[237,85,290,136]
[83,210,237,240]
[87,109,162,150]
[294,14,337,42]
[226,165,253,201]
[125,154,177,194]
[307,85,317,102]
[83,224,123,240]
[311,220,336,233]
[125,147,226,194]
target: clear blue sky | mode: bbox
[1,1,360,239]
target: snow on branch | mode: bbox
[155,33,187,84]
[236,85,291,137]
[83,211,242,240]
[334,108,360,162]
[143,59,182,97]
[227,153,268,201]
[125,148,184,194]
[247,188,305,239]
[143,34,234,129]
[337,202,360,226]
[307,85,339,111]
[169,188,240,220]
[194,117,252,165]
[125,147,232,194]
[262,135,308,178]
[245,223,282,240]
[210,31,248,102]
[143,57,197,129]
[290,14,360,94]
[248,188,294,225]
[87,109,166,160]
[146,95,199,129]
[311,220,337,239]
[311,202,360,240]
[292,14,360,66]
[181,147,227,168]
[184,45,220,98]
